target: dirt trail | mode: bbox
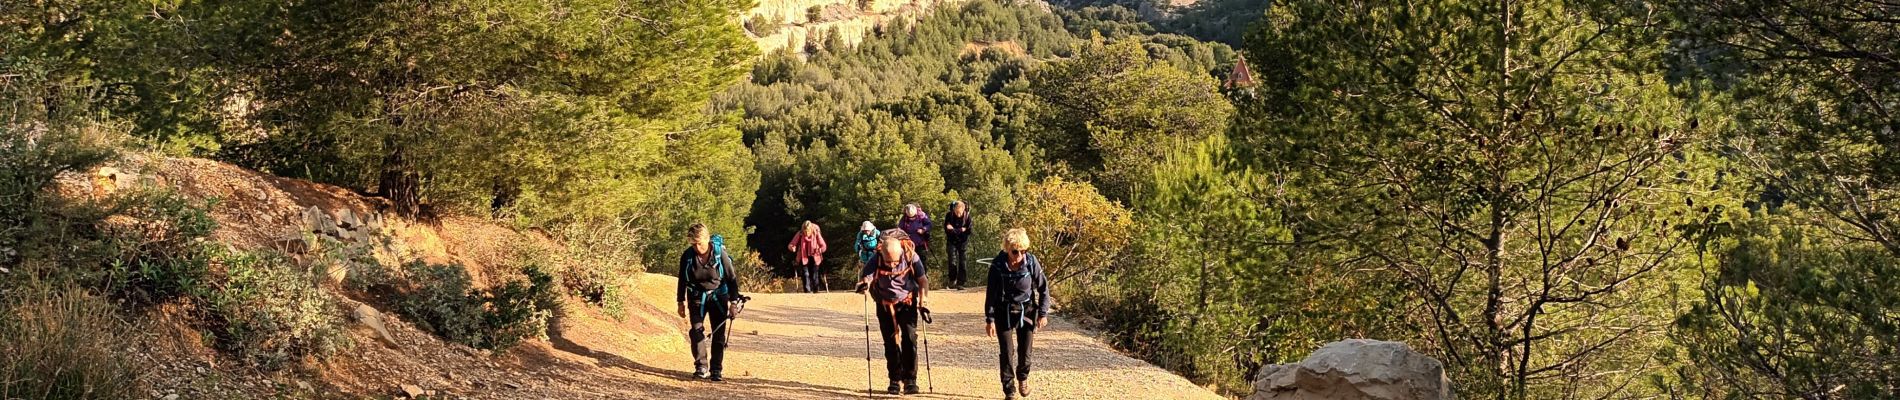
[548,273,1227,400]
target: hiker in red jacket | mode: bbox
[787,221,829,293]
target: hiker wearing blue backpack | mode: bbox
[675,223,743,381]
[856,229,929,395]
[985,228,1050,400]
[855,221,880,266]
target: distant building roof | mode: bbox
[1225,56,1256,90]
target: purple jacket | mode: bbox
[899,211,932,249]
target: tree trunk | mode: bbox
[379,143,423,218]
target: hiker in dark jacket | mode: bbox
[899,204,932,285]
[676,223,743,381]
[856,229,929,395]
[786,221,828,293]
[943,200,974,290]
[984,228,1050,400]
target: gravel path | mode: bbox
[560,281,1228,400]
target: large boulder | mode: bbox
[1250,339,1455,400]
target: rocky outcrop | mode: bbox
[1250,339,1455,400]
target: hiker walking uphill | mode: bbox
[676,223,743,382]
[899,204,933,284]
[787,221,828,293]
[856,229,929,395]
[855,221,880,267]
[986,228,1051,400]
[943,201,973,290]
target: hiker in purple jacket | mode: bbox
[898,203,932,285]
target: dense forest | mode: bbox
[6,0,1900,399]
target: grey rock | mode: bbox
[353,304,400,347]
[336,208,359,230]
[1249,339,1455,400]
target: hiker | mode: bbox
[856,229,928,395]
[787,221,828,293]
[985,228,1050,400]
[676,223,743,381]
[855,221,880,267]
[899,204,933,286]
[943,200,973,290]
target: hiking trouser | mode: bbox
[946,240,968,288]
[997,323,1035,393]
[688,297,730,375]
[876,302,920,384]
[797,260,820,293]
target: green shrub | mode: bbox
[0,286,143,400]
[97,189,221,303]
[395,262,557,350]
[550,219,641,316]
[1,126,118,271]
[205,250,347,369]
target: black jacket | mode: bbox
[944,205,973,245]
[676,247,742,303]
[984,252,1051,330]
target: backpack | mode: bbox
[689,235,731,293]
[870,233,920,306]
[996,254,1039,306]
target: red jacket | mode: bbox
[788,230,828,265]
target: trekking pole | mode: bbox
[863,291,873,398]
[921,305,934,393]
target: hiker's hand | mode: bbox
[1037,316,1049,328]
[677,302,687,319]
[854,282,869,293]
[986,323,996,337]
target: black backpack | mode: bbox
[996,254,1039,306]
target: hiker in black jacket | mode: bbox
[676,223,742,381]
[943,200,973,290]
[985,228,1050,400]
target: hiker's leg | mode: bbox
[805,263,821,293]
[896,304,920,382]
[795,262,810,293]
[709,303,730,375]
[997,326,1018,395]
[949,241,967,287]
[877,304,901,382]
[1016,325,1034,380]
[689,300,710,375]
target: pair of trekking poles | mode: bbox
[862,291,932,397]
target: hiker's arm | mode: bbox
[914,259,929,303]
[676,252,689,318]
[722,253,742,298]
[676,252,689,303]
[983,269,999,324]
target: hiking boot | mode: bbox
[709,373,723,382]
[1004,393,1018,400]
[887,383,901,395]
[692,370,708,379]
[1018,380,1030,397]
[904,381,921,395]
